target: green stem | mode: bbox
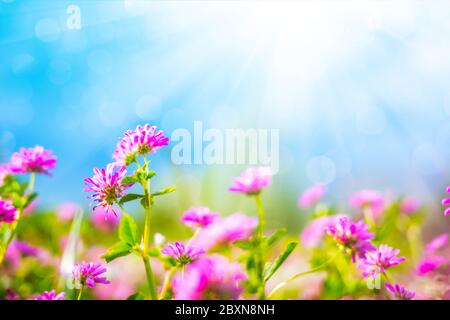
[363,206,376,230]
[267,252,339,299]
[254,194,266,300]
[77,284,84,300]
[28,173,35,194]
[141,161,157,300]
[159,266,178,300]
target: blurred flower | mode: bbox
[83,163,132,214]
[10,146,56,174]
[325,216,375,262]
[161,242,204,265]
[385,282,415,300]
[399,197,420,215]
[181,207,219,228]
[229,167,272,195]
[154,233,166,246]
[358,244,406,278]
[72,261,110,288]
[57,202,80,222]
[90,206,120,232]
[192,213,258,251]
[4,240,56,270]
[425,233,448,255]
[301,215,345,248]
[442,186,450,216]
[34,290,65,300]
[0,163,12,186]
[113,124,169,166]
[298,185,326,209]
[415,256,445,276]
[0,197,17,223]
[5,289,18,300]
[172,254,245,300]
[350,190,384,218]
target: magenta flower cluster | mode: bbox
[161,242,204,265]
[0,197,17,224]
[10,146,57,175]
[442,186,450,216]
[72,261,110,288]
[181,207,219,228]
[325,216,375,262]
[358,244,406,278]
[229,166,273,195]
[113,124,169,166]
[34,290,65,300]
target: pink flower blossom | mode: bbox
[229,167,273,195]
[358,244,406,278]
[34,290,65,300]
[192,213,258,251]
[415,256,445,276]
[172,254,245,300]
[442,186,450,216]
[385,282,415,300]
[83,163,133,214]
[350,189,384,218]
[0,197,17,224]
[325,216,375,262]
[425,233,448,255]
[399,197,420,215]
[161,242,204,265]
[90,206,120,232]
[301,215,345,248]
[113,124,169,166]
[298,185,326,209]
[72,261,110,288]
[57,202,80,222]
[181,207,219,228]
[10,146,56,174]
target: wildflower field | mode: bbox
[1,0,450,303]
[0,124,449,301]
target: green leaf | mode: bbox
[147,171,156,180]
[101,242,132,263]
[148,247,161,257]
[119,193,144,204]
[119,214,140,246]
[265,228,287,247]
[263,242,298,283]
[23,192,38,209]
[122,175,138,185]
[235,240,253,250]
[152,187,176,197]
[127,292,145,300]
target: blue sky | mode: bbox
[1,0,450,207]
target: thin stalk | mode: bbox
[77,284,84,300]
[363,206,375,230]
[267,252,339,299]
[254,194,266,300]
[141,160,158,300]
[159,266,178,300]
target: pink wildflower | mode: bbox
[350,189,384,218]
[229,167,272,195]
[301,215,345,248]
[83,163,132,214]
[0,163,12,186]
[34,290,65,300]
[161,242,204,265]
[10,146,56,174]
[385,282,415,300]
[0,197,17,224]
[192,213,258,251]
[172,254,245,300]
[72,261,110,288]
[415,256,445,276]
[90,206,120,232]
[425,233,448,255]
[113,124,169,166]
[181,207,219,228]
[358,244,406,278]
[298,185,326,209]
[399,197,420,215]
[325,216,375,262]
